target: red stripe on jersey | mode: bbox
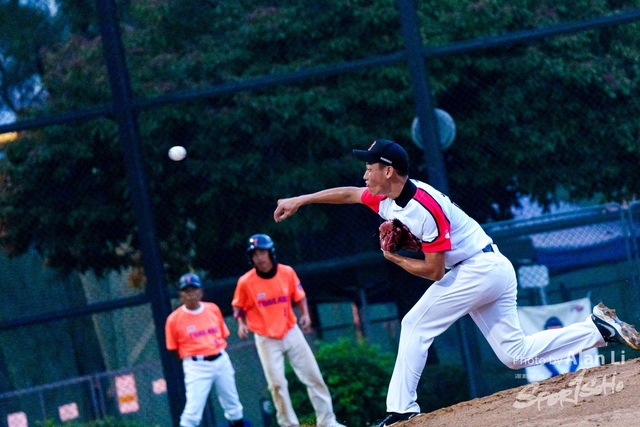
[414,188,451,252]
[361,188,385,213]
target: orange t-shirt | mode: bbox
[165,301,229,359]
[232,264,306,339]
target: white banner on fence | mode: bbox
[517,297,600,382]
[115,373,140,414]
[7,412,27,427]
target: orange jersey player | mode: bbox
[232,234,346,427]
[165,273,244,427]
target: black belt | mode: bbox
[191,353,222,362]
[453,244,494,268]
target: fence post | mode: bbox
[95,0,185,424]
[395,0,448,192]
[395,0,479,399]
[623,203,640,293]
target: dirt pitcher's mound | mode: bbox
[406,357,640,427]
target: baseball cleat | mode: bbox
[592,302,640,350]
[374,412,422,427]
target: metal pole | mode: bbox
[95,0,184,424]
[622,205,640,294]
[95,375,107,419]
[38,390,47,420]
[395,0,448,193]
[395,0,479,399]
[87,377,100,420]
[358,287,371,339]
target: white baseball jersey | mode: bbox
[361,179,606,415]
[361,179,492,267]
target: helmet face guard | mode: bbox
[247,234,276,264]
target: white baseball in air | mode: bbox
[168,146,187,161]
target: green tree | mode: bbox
[285,338,470,424]
[423,0,640,218]
[2,0,640,280]
[286,338,394,426]
[0,0,57,119]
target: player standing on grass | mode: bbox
[165,273,245,427]
[232,234,346,427]
[273,139,640,427]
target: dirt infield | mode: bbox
[406,357,640,427]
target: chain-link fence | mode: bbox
[2,202,640,426]
[0,362,170,427]
[2,0,640,426]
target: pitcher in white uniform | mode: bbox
[273,139,640,427]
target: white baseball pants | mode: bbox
[180,351,244,426]
[387,246,606,414]
[254,325,337,427]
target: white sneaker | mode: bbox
[592,302,640,350]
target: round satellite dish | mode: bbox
[411,108,456,150]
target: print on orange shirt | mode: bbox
[165,302,229,359]
[232,264,305,339]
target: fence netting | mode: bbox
[2,1,640,426]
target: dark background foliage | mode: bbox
[2,0,640,284]
[285,339,469,426]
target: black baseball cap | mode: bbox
[353,139,409,173]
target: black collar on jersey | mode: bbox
[256,262,278,279]
[394,179,417,208]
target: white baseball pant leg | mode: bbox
[180,351,243,427]
[255,325,337,427]
[386,248,606,414]
[211,352,244,421]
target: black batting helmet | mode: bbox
[246,234,276,264]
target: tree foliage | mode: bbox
[285,338,394,426]
[285,338,469,424]
[0,0,57,118]
[2,0,640,280]
[423,0,640,218]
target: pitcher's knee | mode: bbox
[401,311,421,329]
